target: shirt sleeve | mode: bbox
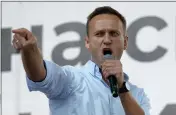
[138,88,151,115]
[26,60,80,99]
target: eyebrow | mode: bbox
[94,29,120,33]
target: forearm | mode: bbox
[120,92,144,115]
[21,45,46,81]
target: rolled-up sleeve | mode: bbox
[26,60,79,99]
[138,89,151,115]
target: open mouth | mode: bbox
[103,48,112,55]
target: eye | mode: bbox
[110,31,119,37]
[95,31,105,37]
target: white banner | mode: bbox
[2,2,176,115]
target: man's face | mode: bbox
[85,14,128,66]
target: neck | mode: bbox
[91,57,101,68]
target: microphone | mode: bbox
[103,53,119,97]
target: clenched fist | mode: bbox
[101,60,124,88]
[12,28,37,52]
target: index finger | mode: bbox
[12,28,29,38]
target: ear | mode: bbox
[124,35,128,50]
[85,36,90,50]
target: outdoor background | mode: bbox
[1,1,176,115]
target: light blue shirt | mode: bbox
[26,60,151,115]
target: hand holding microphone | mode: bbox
[101,51,124,97]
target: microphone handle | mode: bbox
[108,75,119,97]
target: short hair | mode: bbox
[86,6,127,36]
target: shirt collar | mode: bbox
[84,60,129,81]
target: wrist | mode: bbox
[119,81,130,94]
[119,91,130,97]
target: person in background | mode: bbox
[12,6,150,115]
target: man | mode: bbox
[12,6,150,115]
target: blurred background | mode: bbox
[1,1,176,115]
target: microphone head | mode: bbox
[103,54,113,60]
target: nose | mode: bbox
[103,33,112,45]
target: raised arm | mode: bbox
[12,28,46,81]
